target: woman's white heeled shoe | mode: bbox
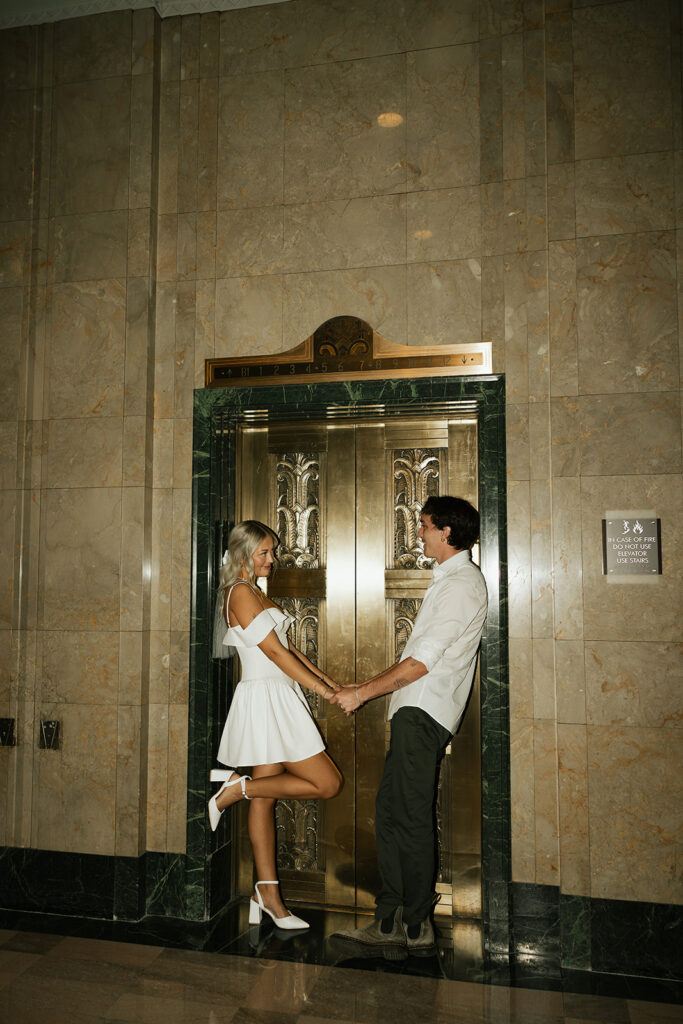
[248,880,309,930]
[208,771,251,831]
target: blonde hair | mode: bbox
[219,520,279,591]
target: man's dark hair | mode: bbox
[422,495,480,550]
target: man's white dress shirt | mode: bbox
[388,548,488,734]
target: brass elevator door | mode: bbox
[235,415,481,917]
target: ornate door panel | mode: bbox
[234,415,480,915]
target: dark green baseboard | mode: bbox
[1,847,679,982]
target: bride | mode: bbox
[210,520,342,930]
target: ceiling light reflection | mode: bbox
[377,112,403,128]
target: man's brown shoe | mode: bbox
[328,907,407,961]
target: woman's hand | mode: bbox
[316,678,340,701]
[330,684,363,716]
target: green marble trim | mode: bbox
[189,373,510,938]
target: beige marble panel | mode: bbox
[0,492,16,630]
[407,260,481,347]
[534,719,560,885]
[146,702,169,851]
[219,0,294,75]
[132,8,155,77]
[158,81,180,215]
[509,637,533,720]
[526,250,550,401]
[0,288,23,421]
[0,26,38,91]
[13,487,41,634]
[124,277,151,420]
[550,397,579,478]
[503,177,547,255]
[576,231,678,395]
[479,36,503,186]
[523,30,546,178]
[510,718,535,882]
[573,0,673,161]
[0,422,18,490]
[46,418,123,489]
[530,478,554,639]
[130,73,154,211]
[38,630,119,705]
[587,724,682,903]
[127,209,151,279]
[505,404,529,482]
[545,12,574,166]
[51,78,131,216]
[407,45,479,192]
[576,153,675,238]
[528,402,550,481]
[118,630,142,705]
[501,32,524,182]
[149,630,170,705]
[122,415,146,488]
[481,182,504,258]
[547,164,575,243]
[120,486,145,632]
[217,71,284,210]
[156,214,178,282]
[0,221,28,288]
[551,476,583,640]
[160,15,181,82]
[199,11,219,78]
[178,80,199,214]
[167,703,189,852]
[585,641,682,730]
[215,207,283,279]
[286,55,406,204]
[115,703,142,858]
[198,79,218,215]
[196,211,217,281]
[581,474,681,643]
[507,479,531,639]
[174,281,196,419]
[173,419,192,490]
[150,488,173,632]
[48,279,126,419]
[283,265,407,351]
[42,488,121,632]
[557,723,590,895]
[180,14,200,82]
[169,630,189,704]
[54,11,131,83]
[556,639,586,725]
[406,188,479,263]
[32,703,117,855]
[171,488,191,634]
[503,254,529,404]
[195,280,215,386]
[548,240,578,398]
[154,284,177,421]
[0,88,35,221]
[577,392,681,478]
[214,275,282,358]
[532,639,555,720]
[285,195,406,273]
[482,255,504,373]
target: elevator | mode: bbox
[191,317,508,936]
[232,413,481,917]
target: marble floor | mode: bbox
[1,909,682,1024]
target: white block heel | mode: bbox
[210,769,235,782]
[207,771,251,831]
[248,880,309,930]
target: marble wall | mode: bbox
[0,0,681,908]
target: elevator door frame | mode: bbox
[189,374,509,953]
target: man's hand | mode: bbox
[330,684,361,717]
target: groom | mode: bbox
[330,495,488,959]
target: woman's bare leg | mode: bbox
[217,751,342,812]
[248,763,288,919]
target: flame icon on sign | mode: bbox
[634,521,644,534]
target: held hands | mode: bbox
[330,684,363,717]
[315,675,341,701]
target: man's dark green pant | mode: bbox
[374,706,451,928]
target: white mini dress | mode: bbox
[216,584,325,768]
